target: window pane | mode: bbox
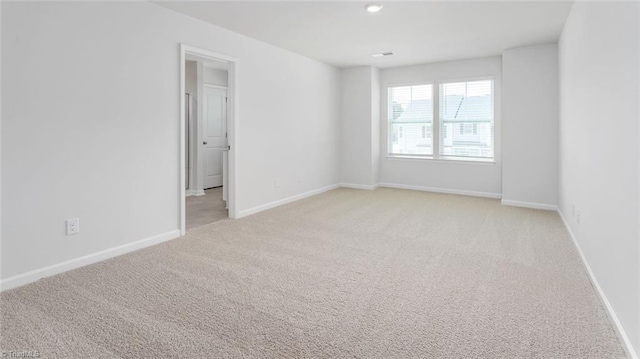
[388,84,433,155]
[439,80,493,159]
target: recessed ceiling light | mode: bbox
[372,52,394,57]
[365,4,383,13]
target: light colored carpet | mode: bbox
[186,187,228,230]
[0,188,626,358]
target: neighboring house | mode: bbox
[391,99,433,155]
[391,94,493,158]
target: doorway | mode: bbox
[180,45,238,234]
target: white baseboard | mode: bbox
[237,184,339,218]
[185,189,205,197]
[378,182,501,199]
[557,210,638,359]
[0,230,181,292]
[501,199,558,211]
[339,183,379,190]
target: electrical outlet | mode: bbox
[66,218,80,235]
[576,210,581,224]
[274,178,280,189]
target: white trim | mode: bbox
[557,210,638,359]
[386,82,434,157]
[180,48,186,235]
[0,230,181,292]
[227,61,238,219]
[180,44,240,234]
[182,44,237,63]
[378,182,501,199]
[237,184,339,218]
[433,82,440,163]
[385,155,496,165]
[185,189,205,197]
[501,199,558,211]
[339,183,379,190]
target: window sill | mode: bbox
[385,155,496,165]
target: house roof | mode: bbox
[394,95,493,123]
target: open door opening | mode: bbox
[180,45,237,234]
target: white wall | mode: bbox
[340,66,379,187]
[379,57,502,196]
[204,68,228,87]
[371,67,381,185]
[1,2,340,281]
[502,44,558,208]
[559,2,639,355]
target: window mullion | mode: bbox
[433,82,440,159]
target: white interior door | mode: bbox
[203,86,227,189]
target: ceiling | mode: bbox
[158,1,573,69]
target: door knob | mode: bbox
[203,141,208,145]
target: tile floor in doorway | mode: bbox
[186,187,228,230]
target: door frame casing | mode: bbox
[180,44,239,234]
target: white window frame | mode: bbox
[387,82,435,157]
[386,76,495,163]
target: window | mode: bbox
[459,123,478,135]
[440,80,493,159]
[388,84,433,155]
[387,79,494,161]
